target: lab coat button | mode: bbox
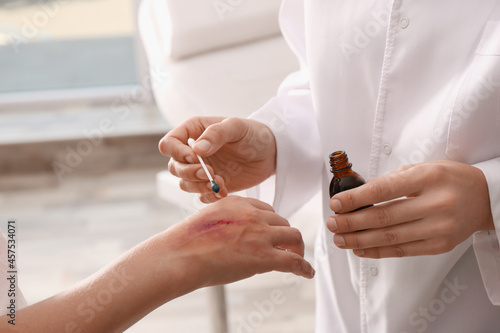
[370,266,379,276]
[400,17,410,29]
[383,144,392,155]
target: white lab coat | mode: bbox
[250,0,500,332]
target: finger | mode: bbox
[180,173,227,194]
[244,198,276,213]
[327,196,424,233]
[270,251,315,279]
[270,227,304,256]
[334,217,443,250]
[199,181,229,203]
[199,193,218,204]
[192,117,250,157]
[168,159,206,182]
[169,158,215,182]
[354,238,451,259]
[159,116,226,161]
[330,165,421,213]
[180,179,214,194]
[159,135,197,164]
[261,212,290,227]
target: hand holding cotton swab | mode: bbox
[187,138,220,194]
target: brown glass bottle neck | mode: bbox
[331,168,356,179]
[329,151,352,173]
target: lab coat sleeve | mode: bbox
[248,0,323,218]
[472,157,500,306]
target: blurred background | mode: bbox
[0,0,319,332]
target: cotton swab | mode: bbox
[187,138,221,194]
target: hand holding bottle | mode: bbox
[326,161,495,258]
[159,116,277,203]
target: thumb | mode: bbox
[193,118,248,156]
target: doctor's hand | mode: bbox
[159,117,276,203]
[326,161,495,259]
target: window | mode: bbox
[0,0,148,109]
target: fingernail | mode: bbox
[215,193,222,199]
[195,140,211,152]
[334,234,345,247]
[196,168,206,179]
[326,216,338,232]
[353,249,365,256]
[186,155,194,164]
[331,199,342,212]
[303,261,315,278]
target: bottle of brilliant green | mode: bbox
[329,151,368,199]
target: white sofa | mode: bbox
[138,0,299,126]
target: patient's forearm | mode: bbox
[0,232,194,333]
[0,196,315,332]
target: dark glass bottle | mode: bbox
[329,151,367,198]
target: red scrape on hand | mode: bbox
[214,220,234,226]
[199,220,236,231]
